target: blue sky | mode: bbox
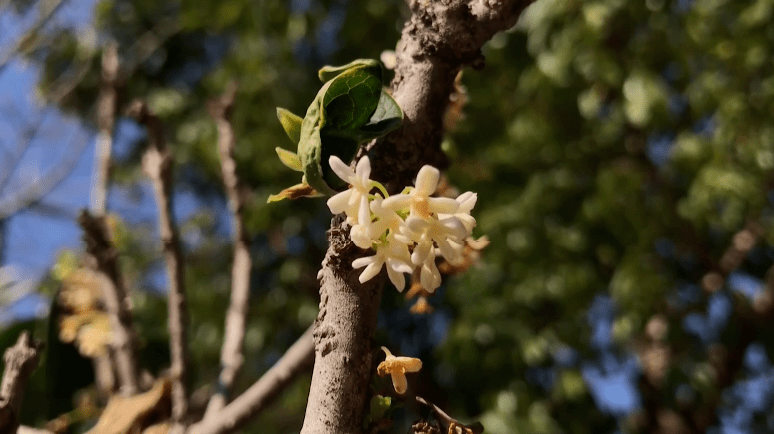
[0,1,210,323]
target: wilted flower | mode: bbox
[377,346,422,395]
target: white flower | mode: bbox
[367,193,405,241]
[382,165,459,219]
[326,156,373,227]
[439,191,477,233]
[350,223,373,249]
[402,215,467,266]
[419,248,442,292]
[352,234,413,291]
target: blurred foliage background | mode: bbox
[2,0,774,433]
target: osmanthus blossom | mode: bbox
[326,155,477,293]
[326,156,373,226]
[351,233,413,291]
[377,346,422,395]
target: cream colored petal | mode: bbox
[386,257,413,275]
[427,197,459,214]
[438,238,463,264]
[411,241,432,266]
[381,346,393,357]
[352,256,375,269]
[358,260,383,283]
[386,262,406,292]
[414,165,440,195]
[406,215,429,234]
[382,194,411,210]
[355,156,371,185]
[396,356,423,372]
[390,371,408,394]
[327,190,352,214]
[350,224,372,249]
[357,195,370,225]
[456,191,477,210]
[329,155,355,182]
[439,217,467,241]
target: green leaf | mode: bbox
[360,89,403,136]
[318,59,381,83]
[267,182,321,202]
[272,59,402,201]
[322,66,382,131]
[275,147,303,172]
[276,107,303,144]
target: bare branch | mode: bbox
[45,18,181,106]
[0,0,69,74]
[90,41,119,216]
[0,129,90,219]
[0,332,44,434]
[301,2,533,433]
[0,110,50,195]
[79,210,140,395]
[200,84,254,419]
[188,325,315,434]
[130,100,190,427]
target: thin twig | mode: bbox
[130,100,191,427]
[188,325,315,434]
[0,128,91,219]
[0,0,69,74]
[79,210,140,395]
[202,83,253,419]
[0,332,44,434]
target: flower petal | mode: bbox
[382,194,411,211]
[358,195,370,226]
[390,372,408,394]
[328,155,355,182]
[414,165,440,195]
[457,191,477,211]
[386,265,406,291]
[355,156,371,184]
[327,190,352,214]
[350,224,372,249]
[386,257,413,275]
[395,356,423,372]
[359,260,383,283]
[427,197,459,214]
[352,256,375,269]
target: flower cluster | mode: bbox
[327,155,477,293]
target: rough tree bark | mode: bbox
[300,1,532,433]
[0,332,43,434]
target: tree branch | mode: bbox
[300,2,532,433]
[90,41,119,216]
[79,210,141,395]
[0,129,91,220]
[130,100,191,427]
[188,325,315,434]
[0,0,69,75]
[203,83,254,419]
[0,332,44,434]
